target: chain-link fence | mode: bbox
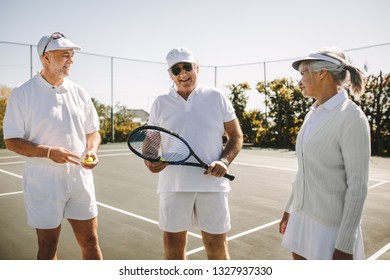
[1,41,390,141]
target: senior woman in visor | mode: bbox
[279,47,370,260]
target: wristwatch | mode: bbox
[220,158,229,167]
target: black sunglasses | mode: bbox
[170,63,193,76]
[41,32,66,56]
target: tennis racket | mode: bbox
[127,125,235,181]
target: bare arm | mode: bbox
[206,118,243,177]
[5,138,80,164]
[82,131,101,169]
[221,118,244,164]
[279,212,290,234]
[85,131,101,154]
[5,138,49,158]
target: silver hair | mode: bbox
[299,47,366,95]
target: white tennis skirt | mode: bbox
[281,211,364,260]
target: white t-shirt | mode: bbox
[147,84,237,193]
[3,72,100,164]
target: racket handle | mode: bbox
[224,173,235,181]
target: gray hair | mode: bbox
[299,47,366,95]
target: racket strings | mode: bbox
[129,129,190,162]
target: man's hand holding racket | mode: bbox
[204,160,229,178]
[144,159,168,173]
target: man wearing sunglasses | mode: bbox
[145,47,243,259]
[3,33,103,259]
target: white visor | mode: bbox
[292,53,342,70]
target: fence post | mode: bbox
[111,56,115,142]
[30,45,33,78]
[214,66,217,88]
[263,62,268,127]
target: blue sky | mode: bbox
[1,0,389,111]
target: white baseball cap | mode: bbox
[292,53,342,70]
[37,32,81,56]
[166,47,196,69]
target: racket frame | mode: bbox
[127,125,234,181]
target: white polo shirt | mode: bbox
[148,84,237,193]
[3,72,100,165]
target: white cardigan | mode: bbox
[285,91,371,253]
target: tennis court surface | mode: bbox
[1,143,389,260]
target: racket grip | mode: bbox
[224,173,235,181]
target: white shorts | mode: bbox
[281,211,364,259]
[159,192,230,234]
[23,163,98,229]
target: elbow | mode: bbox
[234,130,244,149]
[239,131,244,146]
[4,139,16,152]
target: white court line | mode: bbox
[99,149,129,153]
[227,219,281,241]
[367,242,390,260]
[97,201,202,239]
[0,161,26,166]
[0,168,23,178]
[234,162,297,172]
[0,155,22,159]
[97,201,159,225]
[0,191,23,197]
[99,152,133,157]
[186,219,281,256]
[368,181,387,190]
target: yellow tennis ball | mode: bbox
[82,156,93,163]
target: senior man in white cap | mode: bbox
[144,47,243,260]
[3,32,103,259]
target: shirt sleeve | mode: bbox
[147,98,159,126]
[3,87,26,139]
[336,112,370,253]
[221,91,237,123]
[84,96,100,134]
